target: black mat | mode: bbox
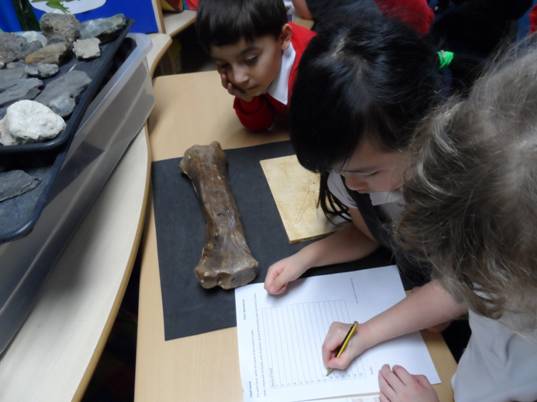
[152,141,392,341]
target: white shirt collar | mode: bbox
[267,42,296,105]
[368,191,404,206]
[369,191,404,221]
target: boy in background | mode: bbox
[197,0,315,132]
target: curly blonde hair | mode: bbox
[397,38,537,324]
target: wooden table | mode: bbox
[135,71,457,402]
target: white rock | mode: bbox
[4,100,66,143]
[73,38,101,60]
[0,118,16,146]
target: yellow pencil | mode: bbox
[326,321,359,376]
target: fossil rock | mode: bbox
[6,61,26,69]
[0,100,65,144]
[79,14,127,43]
[15,31,48,47]
[0,66,26,91]
[35,70,91,117]
[0,170,41,202]
[180,142,258,289]
[25,63,59,78]
[0,32,42,64]
[0,78,43,108]
[25,42,69,65]
[73,38,101,60]
[39,13,80,44]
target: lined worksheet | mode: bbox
[235,265,440,402]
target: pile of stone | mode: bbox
[0,12,127,146]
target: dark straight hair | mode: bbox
[289,12,441,219]
[197,0,287,53]
[290,13,441,173]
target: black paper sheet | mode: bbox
[152,141,392,341]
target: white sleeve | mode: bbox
[327,172,357,209]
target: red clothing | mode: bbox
[305,0,433,35]
[376,0,434,35]
[233,23,315,132]
[184,0,199,10]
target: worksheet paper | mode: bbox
[235,265,440,402]
[312,397,379,402]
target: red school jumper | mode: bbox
[376,0,434,36]
[233,23,315,132]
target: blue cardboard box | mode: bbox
[1,0,160,33]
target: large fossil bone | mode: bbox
[180,141,258,289]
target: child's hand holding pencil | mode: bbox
[322,321,371,373]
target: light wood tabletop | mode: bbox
[135,71,457,402]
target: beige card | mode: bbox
[260,155,337,244]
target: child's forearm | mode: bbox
[292,0,313,19]
[359,280,467,350]
[295,223,379,270]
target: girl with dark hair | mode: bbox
[264,13,443,295]
[323,38,537,402]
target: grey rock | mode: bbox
[15,31,48,47]
[35,70,91,116]
[80,14,127,42]
[0,78,43,108]
[0,66,26,91]
[40,13,80,44]
[0,170,41,201]
[73,37,101,59]
[25,63,59,78]
[48,96,75,117]
[25,42,69,65]
[0,62,4,69]
[0,32,42,64]
[6,61,26,69]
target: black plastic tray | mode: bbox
[0,35,137,244]
[0,20,132,154]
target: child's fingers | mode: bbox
[325,351,354,371]
[392,365,413,385]
[379,394,391,402]
[322,322,350,367]
[220,74,230,90]
[226,82,253,102]
[269,271,290,294]
[378,365,397,401]
[414,374,433,389]
[266,281,287,295]
[227,82,238,96]
[264,263,287,294]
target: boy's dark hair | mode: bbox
[197,0,288,53]
[289,12,441,219]
[397,38,537,326]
